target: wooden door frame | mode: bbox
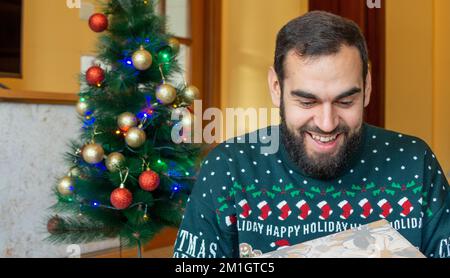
[308,0,385,128]
[190,0,222,110]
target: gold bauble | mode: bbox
[183,85,199,103]
[168,37,180,54]
[125,127,146,148]
[132,46,153,71]
[57,176,74,196]
[82,143,105,164]
[156,84,177,104]
[76,101,89,116]
[105,152,125,172]
[117,112,138,131]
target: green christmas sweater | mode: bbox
[173,124,450,258]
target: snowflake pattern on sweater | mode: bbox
[173,124,450,258]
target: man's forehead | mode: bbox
[284,45,361,71]
[283,46,363,94]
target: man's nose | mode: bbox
[314,104,339,133]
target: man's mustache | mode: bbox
[297,125,350,137]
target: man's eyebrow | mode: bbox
[290,87,362,101]
[334,87,362,101]
[290,90,317,100]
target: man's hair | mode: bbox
[274,11,369,90]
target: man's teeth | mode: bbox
[311,134,338,143]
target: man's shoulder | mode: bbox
[365,124,430,151]
[207,125,280,157]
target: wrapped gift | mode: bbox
[258,219,425,258]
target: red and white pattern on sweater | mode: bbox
[296,200,312,220]
[317,200,333,220]
[270,239,291,250]
[238,199,252,219]
[257,201,272,221]
[359,198,373,219]
[338,200,354,220]
[377,199,393,219]
[398,197,414,217]
[225,214,237,226]
[277,201,292,221]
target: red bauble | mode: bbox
[89,13,108,33]
[139,170,160,191]
[110,187,133,210]
[86,66,105,86]
[47,215,63,234]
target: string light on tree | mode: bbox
[170,184,182,199]
[90,200,101,208]
[157,47,173,64]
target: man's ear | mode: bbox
[363,70,372,108]
[268,67,282,108]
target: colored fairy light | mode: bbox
[91,201,100,207]
[171,184,181,193]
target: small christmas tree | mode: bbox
[46,0,202,254]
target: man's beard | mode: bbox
[280,100,363,180]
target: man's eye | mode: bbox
[300,101,316,107]
[338,101,353,106]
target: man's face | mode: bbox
[268,45,372,179]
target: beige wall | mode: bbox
[433,0,450,176]
[386,0,450,175]
[221,0,309,137]
[0,0,99,93]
